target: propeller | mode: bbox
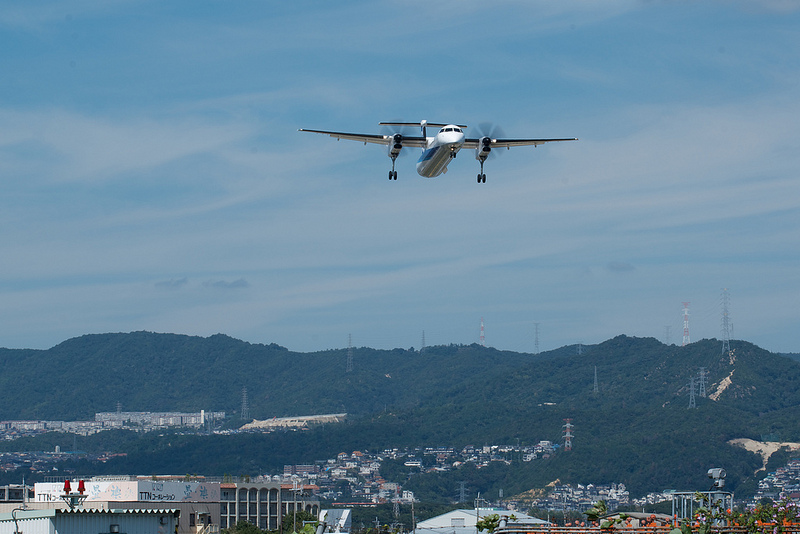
[474,122,506,159]
[380,119,417,157]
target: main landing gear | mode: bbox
[477,157,487,183]
[389,156,398,180]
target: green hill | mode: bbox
[1,332,798,498]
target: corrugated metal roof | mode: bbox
[0,509,56,521]
[58,508,179,515]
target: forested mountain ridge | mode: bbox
[1,332,798,498]
[1,331,796,424]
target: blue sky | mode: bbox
[1,1,799,354]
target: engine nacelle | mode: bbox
[388,133,403,158]
[475,136,492,161]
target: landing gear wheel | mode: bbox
[389,171,393,180]
[392,171,398,180]
[478,158,487,183]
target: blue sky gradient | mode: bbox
[1,1,799,353]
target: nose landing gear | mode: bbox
[389,156,398,180]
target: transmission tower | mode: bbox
[688,375,696,409]
[664,326,671,346]
[346,334,353,373]
[533,322,540,354]
[698,367,707,397]
[562,419,574,451]
[682,302,691,346]
[480,318,485,346]
[241,386,250,421]
[721,288,732,355]
[457,481,467,503]
[420,330,426,353]
[593,366,599,395]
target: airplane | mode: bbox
[299,120,577,183]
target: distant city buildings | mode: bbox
[752,458,800,504]
[0,410,225,439]
[5,408,792,514]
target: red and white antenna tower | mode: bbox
[562,419,574,451]
[480,317,485,347]
[682,302,691,346]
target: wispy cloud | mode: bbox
[203,279,250,290]
[155,277,188,289]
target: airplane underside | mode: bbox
[415,144,461,178]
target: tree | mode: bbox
[476,514,500,533]
[584,500,608,522]
[223,520,265,534]
[281,510,318,534]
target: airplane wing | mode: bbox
[462,137,578,149]
[299,129,428,148]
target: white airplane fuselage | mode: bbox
[415,126,465,178]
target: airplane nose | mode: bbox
[441,131,464,144]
